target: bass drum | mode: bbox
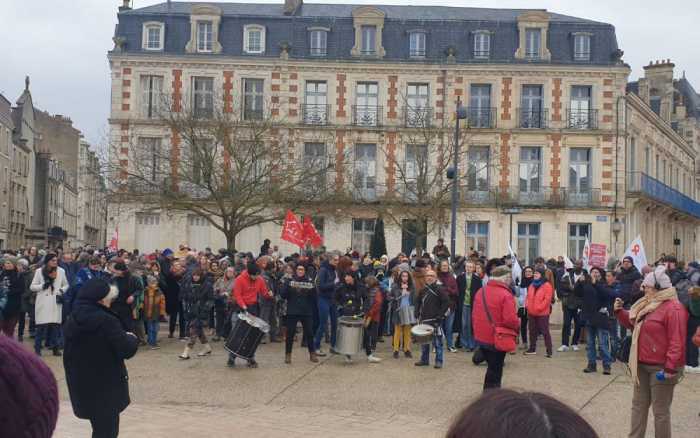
[411,324,435,344]
[224,312,270,361]
[335,316,364,356]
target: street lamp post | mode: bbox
[502,207,522,250]
[449,99,468,261]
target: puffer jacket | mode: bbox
[526,281,554,317]
[335,281,368,317]
[472,280,520,348]
[616,266,642,305]
[615,293,688,373]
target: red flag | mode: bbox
[109,227,119,250]
[280,210,305,247]
[303,216,323,248]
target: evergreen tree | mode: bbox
[370,217,387,259]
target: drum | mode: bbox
[398,305,417,325]
[336,316,364,356]
[411,324,435,344]
[224,313,270,360]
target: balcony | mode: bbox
[518,108,548,129]
[567,108,599,130]
[460,186,601,208]
[466,107,496,129]
[403,106,433,128]
[627,171,700,219]
[301,104,330,125]
[562,188,602,208]
[352,105,382,127]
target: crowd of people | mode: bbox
[0,240,699,438]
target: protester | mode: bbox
[0,257,24,337]
[456,260,481,352]
[516,266,534,349]
[143,275,166,349]
[578,268,614,374]
[363,275,384,363]
[31,253,69,356]
[437,259,459,353]
[63,279,139,438]
[280,263,317,364]
[314,252,340,356]
[179,268,215,359]
[390,268,415,358]
[557,260,584,352]
[614,265,688,438]
[213,266,235,341]
[414,269,449,369]
[524,267,554,357]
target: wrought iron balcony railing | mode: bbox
[301,104,330,125]
[352,105,383,127]
[567,108,599,130]
[518,108,549,129]
[466,107,496,129]
[403,106,433,128]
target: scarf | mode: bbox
[628,287,678,384]
[532,278,545,289]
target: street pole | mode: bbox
[509,213,513,249]
[450,99,460,261]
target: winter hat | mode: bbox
[490,265,512,282]
[162,248,174,257]
[398,262,411,273]
[688,261,700,270]
[247,262,261,276]
[623,256,634,264]
[535,267,547,278]
[373,260,382,269]
[112,259,128,272]
[76,279,112,304]
[0,336,59,438]
[641,266,672,290]
[2,256,18,266]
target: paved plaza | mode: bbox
[34,327,699,438]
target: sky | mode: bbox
[1,0,699,146]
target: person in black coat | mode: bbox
[575,268,614,374]
[0,258,25,337]
[63,278,138,438]
[280,263,318,364]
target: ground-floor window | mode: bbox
[351,218,375,255]
[401,219,427,256]
[466,221,489,257]
[568,223,590,261]
[517,222,540,266]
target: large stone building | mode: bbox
[0,95,14,248]
[107,0,700,262]
[78,139,108,247]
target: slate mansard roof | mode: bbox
[114,1,621,65]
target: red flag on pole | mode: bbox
[109,227,119,251]
[303,216,323,248]
[280,210,305,247]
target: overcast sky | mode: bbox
[2,0,698,145]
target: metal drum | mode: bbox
[398,305,417,325]
[411,324,435,344]
[336,316,364,356]
[224,313,270,360]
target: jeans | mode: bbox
[146,320,159,346]
[586,325,612,368]
[285,315,314,355]
[169,301,186,338]
[442,310,456,349]
[89,413,120,438]
[459,304,475,349]
[561,306,581,346]
[528,315,552,355]
[34,323,60,352]
[482,348,507,391]
[420,333,444,365]
[313,296,337,351]
[363,321,378,356]
[687,315,700,367]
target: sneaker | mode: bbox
[344,355,353,363]
[524,351,537,355]
[414,361,429,367]
[150,345,161,350]
[330,348,340,355]
[448,347,458,353]
[557,345,570,352]
[545,353,552,358]
[572,345,580,352]
[404,351,413,358]
[434,362,443,369]
[315,349,327,357]
[367,354,382,363]
[583,364,597,373]
[684,365,700,374]
[603,367,611,375]
[393,351,399,359]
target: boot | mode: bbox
[583,363,597,373]
[310,352,319,363]
[603,366,611,375]
[197,343,212,357]
[179,345,191,360]
[52,347,62,357]
[285,353,292,364]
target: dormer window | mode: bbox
[350,6,386,58]
[409,32,426,58]
[525,29,541,59]
[361,26,377,55]
[197,21,213,52]
[473,31,490,59]
[309,28,328,57]
[574,33,591,61]
[142,22,164,51]
[244,25,266,54]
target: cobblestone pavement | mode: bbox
[32,327,699,438]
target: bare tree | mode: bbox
[106,94,336,250]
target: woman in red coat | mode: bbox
[614,266,687,438]
[472,263,520,390]
[524,268,554,357]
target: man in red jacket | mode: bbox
[472,262,520,391]
[227,263,273,368]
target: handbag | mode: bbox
[616,335,632,363]
[481,286,518,353]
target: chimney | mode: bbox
[119,0,132,12]
[284,0,302,16]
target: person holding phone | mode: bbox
[614,265,687,438]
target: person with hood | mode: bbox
[63,278,139,438]
[556,260,584,352]
[456,260,482,352]
[577,268,615,375]
[179,269,215,359]
[280,263,318,364]
[472,263,520,389]
[313,252,340,356]
[31,254,69,356]
[614,266,687,438]
[335,271,370,363]
[390,268,416,358]
[0,257,25,338]
[437,259,459,353]
[414,269,449,369]
[524,267,554,357]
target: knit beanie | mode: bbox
[0,336,59,438]
[490,265,512,282]
[641,265,672,290]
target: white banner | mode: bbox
[623,235,648,272]
[508,243,522,285]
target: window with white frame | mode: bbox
[466,222,489,257]
[352,218,375,254]
[519,147,541,193]
[568,223,590,260]
[197,21,213,52]
[353,144,377,200]
[467,146,490,192]
[140,75,164,119]
[525,28,541,59]
[409,32,426,58]
[474,31,490,59]
[517,222,540,266]
[192,77,214,118]
[361,25,377,55]
[243,78,264,120]
[244,25,265,54]
[138,137,162,182]
[143,22,164,50]
[309,29,328,56]
[574,34,591,61]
